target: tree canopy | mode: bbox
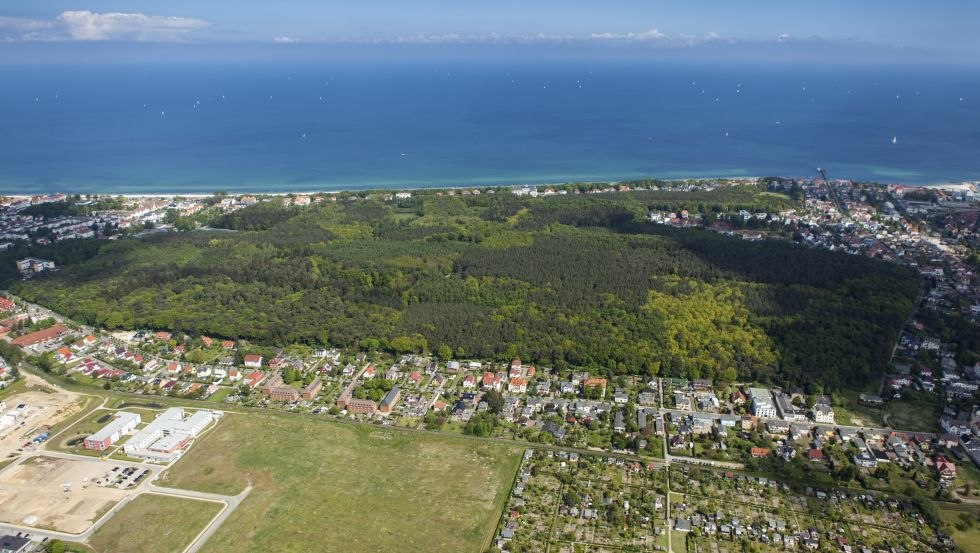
[4,186,917,391]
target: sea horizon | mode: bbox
[3,59,978,194]
[5,173,973,199]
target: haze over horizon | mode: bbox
[1,2,978,192]
[2,1,979,64]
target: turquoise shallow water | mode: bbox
[0,59,978,193]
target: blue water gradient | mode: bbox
[1,59,977,193]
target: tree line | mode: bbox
[5,187,917,392]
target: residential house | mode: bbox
[730,389,747,405]
[934,456,957,479]
[674,393,693,411]
[811,403,834,423]
[583,377,607,396]
[613,410,626,432]
[853,452,877,468]
[482,372,502,391]
[245,371,265,389]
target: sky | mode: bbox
[1,1,977,63]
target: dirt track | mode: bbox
[0,375,85,459]
[0,455,131,533]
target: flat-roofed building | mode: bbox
[774,393,807,421]
[0,533,31,553]
[84,411,140,451]
[123,407,214,462]
[748,388,777,419]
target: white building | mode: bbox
[748,388,777,419]
[15,257,55,274]
[85,411,140,450]
[123,407,214,462]
[812,403,835,423]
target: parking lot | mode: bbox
[0,455,156,534]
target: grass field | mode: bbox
[49,407,160,455]
[205,387,233,403]
[159,413,522,553]
[939,506,980,553]
[882,392,942,432]
[88,493,222,553]
[0,378,28,400]
[834,390,886,427]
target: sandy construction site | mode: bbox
[0,455,133,533]
[0,375,87,459]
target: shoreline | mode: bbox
[1,175,976,199]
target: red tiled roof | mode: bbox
[11,324,69,347]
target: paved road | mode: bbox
[0,432,247,551]
[416,376,449,429]
[145,481,252,553]
[658,404,927,438]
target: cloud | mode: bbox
[345,32,573,45]
[589,28,666,41]
[0,16,56,33]
[273,36,300,43]
[340,28,736,48]
[1,10,210,42]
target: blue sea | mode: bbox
[1,59,978,193]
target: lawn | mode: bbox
[939,505,980,553]
[205,387,233,403]
[835,390,886,427]
[49,407,160,455]
[158,413,522,553]
[88,493,222,553]
[0,378,28,400]
[882,392,942,432]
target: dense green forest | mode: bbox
[4,186,918,391]
[19,196,126,219]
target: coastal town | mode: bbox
[0,177,977,553]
